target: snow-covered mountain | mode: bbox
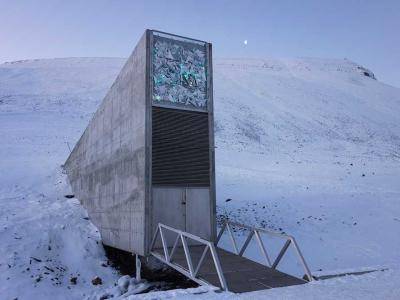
[1,57,399,299]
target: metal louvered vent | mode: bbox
[152,107,210,186]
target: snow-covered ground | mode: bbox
[127,268,400,300]
[0,57,399,299]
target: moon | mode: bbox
[244,40,248,45]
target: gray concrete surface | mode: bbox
[64,31,149,255]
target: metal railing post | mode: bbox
[169,234,181,261]
[239,230,254,256]
[226,223,239,254]
[271,239,291,269]
[181,234,195,276]
[290,237,314,281]
[216,222,227,244]
[159,226,170,262]
[209,242,228,291]
[254,230,272,266]
[193,245,209,276]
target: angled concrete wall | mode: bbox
[65,30,215,257]
[64,31,149,255]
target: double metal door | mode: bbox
[152,187,211,247]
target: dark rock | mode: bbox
[70,277,77,285]
[44,266,54,272]
[30,257,42,263]
[92,276,102,285]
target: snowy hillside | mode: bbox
[1,57,400,299]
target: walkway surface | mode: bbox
[152,245,306,293]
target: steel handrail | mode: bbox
[150,223,228,290]
[216,220,313,282]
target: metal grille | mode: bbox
[152,107,210,186]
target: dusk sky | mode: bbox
[1,0,399,87]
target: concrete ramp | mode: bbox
[152,245,306,293]
[150,222,313,293]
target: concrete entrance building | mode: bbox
[64,30,215,257]
[64,30,314,292]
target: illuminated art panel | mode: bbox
[152,32,208,111]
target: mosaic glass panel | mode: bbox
[152,34,208,111]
